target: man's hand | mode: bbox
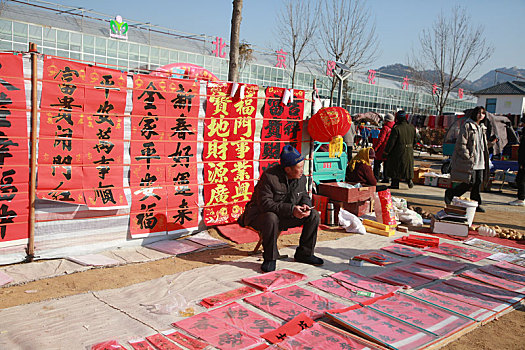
[293,204,311,219]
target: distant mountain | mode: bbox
[375,64,525,92]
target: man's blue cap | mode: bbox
[280,145,304,167]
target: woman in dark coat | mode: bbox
[383,110,417,189]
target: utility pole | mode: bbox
[228,0,243,82]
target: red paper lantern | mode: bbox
[308,107,352,157]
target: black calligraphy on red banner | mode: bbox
[0,53,29,245]
[38,57,86,203]
[260,87,304,173]
[203,82,258,226]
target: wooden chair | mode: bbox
[246,226,287,259]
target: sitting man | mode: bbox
[238,145,323,272]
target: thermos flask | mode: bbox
[327,202,335,226]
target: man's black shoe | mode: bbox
[476,206,485,213]
[294,254,324,266]
[408,180,414,188]
[261,260,276,272]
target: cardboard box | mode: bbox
[362,219,391,231]
[363,224,396,237]
[424,174,438,187]
[438,177,452,188]
[413,167,431,184]
[431,217,469,237]
[331,200,371,218]
[318,182,375,203]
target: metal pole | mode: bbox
[27,42,38,262]
[337,76,343,107]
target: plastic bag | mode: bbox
[338,208,366,234]
[141,291,194,316]
[373,189,397,226]
[397,208,423,226]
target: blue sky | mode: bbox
[49,0,524,80]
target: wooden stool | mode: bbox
[246,226,288,259]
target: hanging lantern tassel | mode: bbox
[328,135,343,158]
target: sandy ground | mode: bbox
[1,154,524,349]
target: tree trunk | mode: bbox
[228,0,243,82]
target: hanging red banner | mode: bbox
[82,66,127,208]
[0,53,29,245]
[260,87,304,173]
[38,57,86,204]
[165,79,200,233]
[203,82,258,226]
[129,74,168,237]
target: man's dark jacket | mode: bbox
[239,164,311,227]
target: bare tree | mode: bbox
[228,0,243,82]
[275,0,318,88]
[410,6,493,115]
[238,41,255,76]
[318,0,378,104]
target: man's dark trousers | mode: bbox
[249,210,320,261]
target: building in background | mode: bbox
[474,81,525,127]
[0,0,475,115]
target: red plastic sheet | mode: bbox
[244,291,316,321]
[91,340,126,350]
[327,306,438,350]
[425,242,492,262]
[409,289,495,322]
[207,302,280,337]
[368,293,474,337]
[128,339,155,350]
[444,277,524,304]
[164,331,208,350]
[309,277,393,304]
[415,256,467,272]
[273,285,346,318]
[203,82,258,226]
[259,87,304,173]
[380,244,423,258]
[0,53,29,245]
[427,282,513,312]
[277,321,384,350]
[459,269,525,293]
[200,285,256,308]
[479,264,525,285]
[173,312,262,350]
[397,262,453,280]
[372,268,434,288]
[261,313,314,344]
[241,269,306,291]
[353,251,402,266]
[330,270,402,295]
[145,333,182,349]
[38,57,86,204]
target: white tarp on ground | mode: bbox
[0,232,500,350]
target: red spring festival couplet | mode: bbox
[203,82,258,225]
[260,87,304,173]
[0,53,30,245]
[38,57,86,204]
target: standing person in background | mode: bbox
[445,106,496,212]
[373,113,395,181]
[343,117,357,157]
[509,117,525,206]
[383,110,417,189]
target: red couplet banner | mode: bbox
[259,87,304,173]
[0,53,30,245]
[129,75,201,236]
[39,57,86,203]
[203,82,258,226]
[83,65,128,208]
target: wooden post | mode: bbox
[26,42,38,262]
